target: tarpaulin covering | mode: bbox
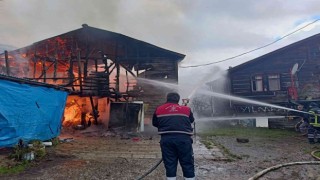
[0,79,68,147]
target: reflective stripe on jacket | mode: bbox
[152,103,195,135]
[309,107,320,127]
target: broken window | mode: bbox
[252,75,263,92]
[268,74,280,91]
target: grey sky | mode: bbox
[1,0,320,94]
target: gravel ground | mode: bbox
[1,128,320,180]
[210,135,320,180]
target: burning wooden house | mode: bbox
[0,24,185,131]
[0,74,68,147]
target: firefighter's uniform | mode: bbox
[307,107,320,143]
[153,102,195,180]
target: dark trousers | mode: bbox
[308,125,320,143]
[160,134,195,178]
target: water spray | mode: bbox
[197,89,314,115]
[135,70,315,179]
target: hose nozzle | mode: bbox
[182,98,190,106]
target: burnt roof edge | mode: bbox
[1,25,186,61]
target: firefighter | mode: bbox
[307,102,320,144]
[293,105,309,134]
[152,92,195,180]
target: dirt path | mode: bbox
[210,135,320,180]
[1,128,320,180]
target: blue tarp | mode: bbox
[0,79,68,147]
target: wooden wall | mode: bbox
[228,35,320,115]
[230,37,320,101]
[135,59,179,122]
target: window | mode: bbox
[252,74,281,92]
[252,75,263,92]
[268,74,280,91]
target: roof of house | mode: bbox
[228,33,320,73]
[3,24,185,62]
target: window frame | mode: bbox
[267,74,281,91]
[251,74,264,92]
[251,73,281,92]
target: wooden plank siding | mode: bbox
[228,33,320,116]
[135,58,179,121]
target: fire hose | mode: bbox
[247,161,320,180]
[137,149,320,180]
[248,150,320,180]
[135,158,163,180]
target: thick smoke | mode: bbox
[2,0,320,65]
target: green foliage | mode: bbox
[30,140,46,158]
[0,161,29,175]
[199,127,296,138]
[51,137,60,147]
[201,138,242,161]
[198,127,296,161]
[200,140,215,149]
[9,140,46,161]
[9,145,31,161]
[0,139,51,175]
[314,151,320,158]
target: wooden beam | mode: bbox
[77,43,83,93]
[116,63,120,92]
[33,47,37,78]
[4,51,9,76]
[90,96,98,125]
[54,42,58,81]
[42,57,46,83]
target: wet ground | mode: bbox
[1,125,320,180]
